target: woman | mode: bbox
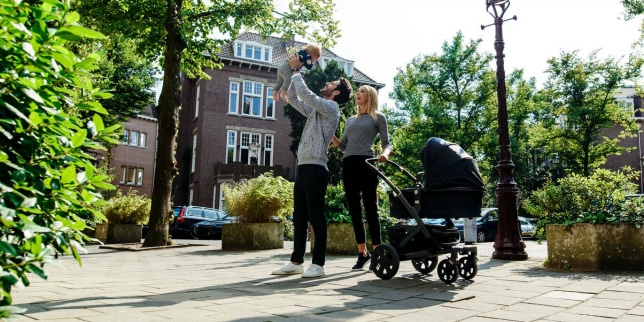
[332,85,393,270]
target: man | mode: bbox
[271,55,353,278]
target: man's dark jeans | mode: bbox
[291,164,330,266]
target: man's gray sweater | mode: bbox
[286,74,340,169]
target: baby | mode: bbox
[273,43,321,102]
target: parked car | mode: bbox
[170,206,228,239]
[518,216,536,239]
[192,214,238,240]
[453,208,498,243]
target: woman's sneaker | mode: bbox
[352,252,371,270]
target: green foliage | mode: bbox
[0,0,119,317]
[388,32,499,188]
[533,50,641,177]
[324,184,351,224]
[102,190,151,225]
[77,0,340,247]
[522,168,643,239]
[223,173,294,223]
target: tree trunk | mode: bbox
[143,0,185,247]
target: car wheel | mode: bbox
[476,230,487,243]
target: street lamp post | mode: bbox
[249,142,260,177]
[481,0,527,260]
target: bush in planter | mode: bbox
[222,172,294,223]
[102,190,151,225]
[522,167,644,239]
[324,183,397,243]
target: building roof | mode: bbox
[213,32,385,90]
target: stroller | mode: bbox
[365,137,486,284]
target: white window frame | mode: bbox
[266,88,275,119]
[319,57,354,76]
[263,134,274,166]
[233,41,272,63]
[122,129,129,144]
[226,130,237,164]
[194,84,200,119]
[242,81,263,117]
[229,82,239,114]
[127,167,136,185]
[191,133,197,173]
[139,132,147,148]
[120,166,127,184]
[129,130,139,146]
[136,168,144,186]
[240,132,261,164]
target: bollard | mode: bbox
[463,217,477,244]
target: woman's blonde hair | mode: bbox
[356,85,379,120]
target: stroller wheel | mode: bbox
[412,256,438,275]
[372,244,399,280]
[437,258,458,284]
[458,256,478,280]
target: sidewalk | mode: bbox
[9,240,644,322]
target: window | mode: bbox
[127,167,136,184]
[195,84,200,119]
[120,166,127,184]
[320,57,354,76]
[233,41,272,62]
[263,134,274,166]
[191,133,197,173]
[266,88,275,119]
[240,132,261,164]
[189,188,194,206]
[136,168,144,186]
[242,81,263,117]
[122,129,129,144]
[226,131,237,164]
[139,132,147,147]
[129,130,139,146]
[229,82,239,114]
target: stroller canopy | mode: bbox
[420,137,486,191]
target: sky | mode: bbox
[324,0,643,108]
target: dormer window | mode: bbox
[319,57,354,76]
[234,41,272,63]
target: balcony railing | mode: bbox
[214,162,291,182]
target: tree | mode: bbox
[0,0,119,316]
[532,50,641,177]
[71,34,158,127]
[388,32,498,184]
[283,60,355,185]
[76,0,339,247]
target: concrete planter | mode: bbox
[222,222,284,250]
[95,223,142,244]
[547,223,644,271]
[311,223,372,255]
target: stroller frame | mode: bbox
[365,157,482,284]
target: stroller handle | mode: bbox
[365,158,422,188]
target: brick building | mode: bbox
[173,32,384,210]
[603,86,644,192]
[109,111,158,197]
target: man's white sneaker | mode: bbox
[302,264,325,278]
[271,262,303,275]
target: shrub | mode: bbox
[222,172,293,223]
[325,184,351,223]
[102,190,151,225]
[522,168,644,239]
[0,0,119,317]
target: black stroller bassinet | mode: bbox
[365,137,486,283]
